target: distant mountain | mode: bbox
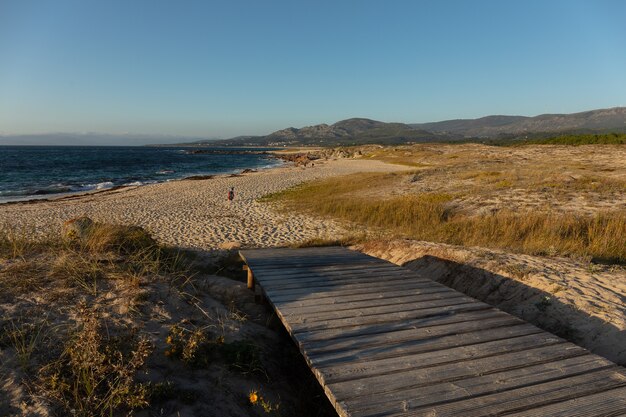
[208,118,455,147]
[199,107,626,147]
[411,107,626,138]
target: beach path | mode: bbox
[239,246,626,417]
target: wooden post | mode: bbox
[243,265,255,290]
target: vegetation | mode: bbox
[520,132,626,145]
[0,223,187,416]
[267,172,626,263]
[0,222,337,416]
[38,304,152,417]
[476,132,626,146]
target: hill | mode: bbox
[411,107,626,138]
[167,106,626,147]
[208,118,456,147]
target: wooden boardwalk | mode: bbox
[239,247,626,417]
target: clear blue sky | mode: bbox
[1,0,625,140]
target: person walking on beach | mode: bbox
[228,187,235,203]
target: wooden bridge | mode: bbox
[239,246,626,417]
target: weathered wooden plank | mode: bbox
[273,286,454,309]
[289,302,489,333]
[253,270,423,287]
[506,386,626,416]
[248,263,410,278]
[331,344,590,399]
[301,314,523,355]
[399,367,626,417]
[258,271,431,291]
[255,273,430,291]
[318,333,565,384]
[288,297,478,326]
[294,309,511,343]
[342,357,618,416]
[262,277,441,302]
[242,255,384,268]
[279,291,466,317]
[308,324,543,368]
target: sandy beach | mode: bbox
[0,158,404,249]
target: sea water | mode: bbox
[0,146,280,203]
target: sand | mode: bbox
[0,158,404,249]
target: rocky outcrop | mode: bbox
[274,147,365,166]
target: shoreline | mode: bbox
[0,158,406,249]
[0,160,285,206]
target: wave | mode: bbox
[79,181,115,191]
[0,181,115,198]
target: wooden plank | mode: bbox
[273,286,454,309]
[505,386,626,416]
[253,272,430,290]
[289,302,489,333]
[242,256,385,268]
[342,357,618,416]
[249,263,397,277]
[278,291,467,317]
[288,298,479,327]
[295,309,512,343]
[301,314,523,355]
[318,333,565,384]
[328,343,588,403]
[399,367,626,417]
[308,324,543,368]
[257,271,432,291]
[262,277,441,302]
[244,264,404,281]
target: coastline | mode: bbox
[0,158,405,249]
[0,145,285,205]
[0,159,285,206]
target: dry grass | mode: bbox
[270,171,626,263]
[1,222,317,416]
[0,222,187,303]
[358,145,626,210]
[37,304,152,417]
[0,222,191,416]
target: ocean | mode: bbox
[0,146,280,203]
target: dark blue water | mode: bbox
[0,146,280,202]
